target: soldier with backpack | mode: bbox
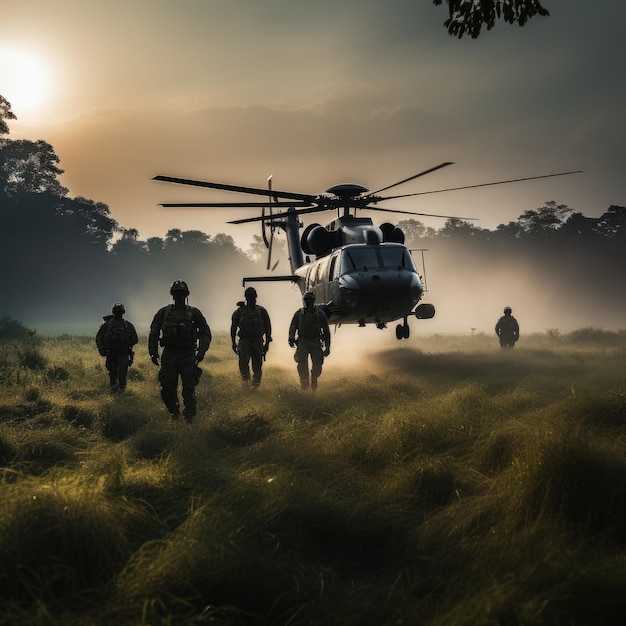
[495,306,520,348]
[288,291,331,390]
[149,280,212,422]
[96,302,139,392]
[230,286,272,388]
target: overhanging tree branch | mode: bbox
[433,0,550,38]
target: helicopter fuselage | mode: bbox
[295,243,424,326]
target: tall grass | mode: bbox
[1,330,626,625]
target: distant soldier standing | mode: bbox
[495,306,520,348]
[231,286,272,388]
[288,291,331,390]
[149,280,212,422]
[96,302,138,392]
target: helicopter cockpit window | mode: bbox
[380,247,416,270]
[343,248,379,271]
[342,246,416,272]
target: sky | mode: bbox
[2,0,625,251]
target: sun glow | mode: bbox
[0,48,50,115]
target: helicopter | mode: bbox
[154,164,581,340]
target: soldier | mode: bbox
[230,286,272,388]
[96,302,139,392]
[495,306,520,348]
[148,280,212,422]
[288,291,331,390]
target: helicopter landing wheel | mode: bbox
[396,323,410,340]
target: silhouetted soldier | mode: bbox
[149,280,212,422]
[495,306,520,348]
[288,291,330,390]
[231,286,272,388]
[96,302,138,392]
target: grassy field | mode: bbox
[1,329,626,625]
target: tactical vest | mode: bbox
[498,316,518,336]
[237,305,264,338]
[103,319,133,352]
[297,307,321,340]
[159,305,196,349]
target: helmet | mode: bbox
[112,302,125,314]
[303,291,315,301]
[170,280,190,296]
[504,306,512,314]
[244,286,257,298]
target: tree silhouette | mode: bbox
[438,217,489,239]
[397,219,438,247]
[433,0,549,38]
[0,96,17,135]
[515,201,573,238]
[0,139,68,196]
[595,205,626,241]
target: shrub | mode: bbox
[0,315,31,340]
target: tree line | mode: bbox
[1,95,624,332]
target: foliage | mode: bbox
[1,332,626,624]
[433,0,550,38]
[0,315,31,340]
[0,95,16,136]
[0,138,68,196]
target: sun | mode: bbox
[0,47,50,115]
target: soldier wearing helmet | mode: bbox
[95,302,138,392]
[230,286,272,388]
[288,291,331,389]
[495,306,520,348]
[148,280,212,422]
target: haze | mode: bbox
[2,1,625,338]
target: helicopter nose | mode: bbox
[339,271,422,316]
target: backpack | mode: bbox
[237,305,264,338]
[297,307,322,340]
[497,315,518,338]
[103,319,134,352]
[159,305,196,349]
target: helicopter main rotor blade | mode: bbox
[370,162,455,195]
[377,170,583,202]
[159,201,303,208]
[153,175,316,202]
[362,206,477,220]
[228,204,328,224]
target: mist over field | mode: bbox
[24,231,625,343]
[13,235,626,343]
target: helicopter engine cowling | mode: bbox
[303,224,337,256]
[363,229,382,245]
[380,222,405,244]
[300,223,321,255]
